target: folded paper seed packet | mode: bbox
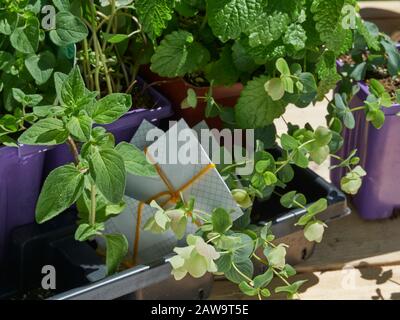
[101,119,244,265]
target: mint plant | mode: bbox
[139,0,399,197]
[0,0,88,145]
[18,68,157,274]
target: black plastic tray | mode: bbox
[0,166,349,300]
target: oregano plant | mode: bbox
[18,67,157,274]
[0,0,88,145]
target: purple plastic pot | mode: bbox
[0,145,50,262]
[43,80,173,175]
[331,58,400,220]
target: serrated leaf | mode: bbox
[136,0,175,40]
[236,76,287,128]
[36,164,84,223]
[207,0,265,42]
[150,30,210,77]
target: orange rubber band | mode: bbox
[132,149,216,265]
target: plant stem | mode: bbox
[350,106,365,112]
[232,262,253,284]
[67,137,79,165]
[90,183,96,226]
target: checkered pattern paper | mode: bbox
[104,119,244,264]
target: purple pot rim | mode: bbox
[6,77,172,158]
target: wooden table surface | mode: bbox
[210,211,400,300]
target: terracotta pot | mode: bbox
[140,66,243,128]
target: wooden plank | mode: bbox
[295,211,400,273]
[210,266,400,300]
[359,1,400,15]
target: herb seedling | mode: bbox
[0,1,88,145]
[18,67,157,274]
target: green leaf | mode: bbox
[52,0,71,11]
[0,12,18,35]
[207,0,266,42]
[205,46,240,86]
[232,39,258,73]
[275,280,307,296]
[61,68,86,108]
[236,76,287,128]
[102,33,130,44]
[283,23,307,51]
[265,244,286,269]
[115,142,157,177]
[225,259,254,284]
[10,17,39,54]
[296,198,328,226]
[307,198,328,216]
[311,0,352,54]
[66,114,92,142]
[280,134,299,150]
[18,118,68,145]
[12,88,43,106]
[150,30,210,78]
[253,268,273,289]
[265,78,285,101]
[91,93,132,124]
[232,233,254,263]
[277,164,294,183]
[239,282,258,296]
[215,253,233,273]
[263,171,277,186]
[276,58,290,77]
[186,89,197,108]
[89,149,126,204]
[381,39,400,77]
[25,51,56,85]
[50,12,88,46]
[293,150,309,168]
[75,223,104,242]
[104,234,128,275]
[36,164,84,223]
[304,220,326,243]
[341,166,366,195]
[314,127,332,147]
[212,208,232,234]
[280,191,307,209]
[136,0,175,40]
